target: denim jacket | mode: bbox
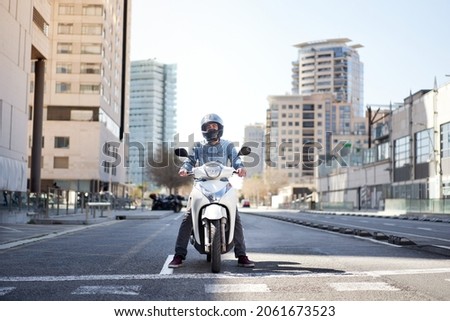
[181,139,244,172]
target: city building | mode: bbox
[292,38,364,116]
[1,0,54,218]
[128,59,177,190]
[243,123,265,178]
[1,0,50,195]
[317,81,450,213]
[26,0,131,196]
[265,39,366,202]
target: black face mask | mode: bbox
[203,129,219,142]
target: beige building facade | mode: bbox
[26,0,131,195]
[1,0,52,192]
[266,93,366,189]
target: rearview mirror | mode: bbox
[239,146,251,156]
[174,148,189,157]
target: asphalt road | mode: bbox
[0,209,449,302]
[243,209,450,252]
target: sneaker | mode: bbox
[168,255,183,268]
[237,255,255,268]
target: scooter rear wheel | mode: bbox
[210,220,221,273]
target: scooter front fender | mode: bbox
[202,204,227,220]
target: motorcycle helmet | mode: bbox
[201,113,224,142]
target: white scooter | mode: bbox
[175,146,251,273]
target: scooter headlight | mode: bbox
[204,163,222,179]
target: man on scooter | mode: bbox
[168,113,255,268]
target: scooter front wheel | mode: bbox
[210,220,221,273]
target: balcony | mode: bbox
[31,5,51,59]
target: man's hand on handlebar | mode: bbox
[236,167,247,177]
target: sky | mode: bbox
[130,0,450,144]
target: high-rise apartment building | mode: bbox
[128,59,177,189]
[292,38,364,116]
[26,0,131,195]
[266,39,366,192]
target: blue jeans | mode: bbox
[174,209,247,259]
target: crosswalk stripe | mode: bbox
[330,282,400,291]
[0,287,15,296]
[205,284,270,293]
[1,267,449,283]
[159,255,175,275]
[72,285,141,295]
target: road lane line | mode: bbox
[205,284,270,293]
[0,287,15,296]
[1,267,450,282]
[0,226,21,232]
[330,282,400,291]
[72,285,141,295]
[0,220,120,250]
[160,255,174,275]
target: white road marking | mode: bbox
[205,284,270,293]
[383,223,396,226]
[72,285,141,295]
[160,255,175,275]
[0,221,120,250]
[1,267,450,282]
[0,287,15,296]
[417,227,432,231]
[330,282,400,291]
[0,226,21,232]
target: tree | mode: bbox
[146,144,191,194]
[241,168,289,206]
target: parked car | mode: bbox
[241,199,251,208]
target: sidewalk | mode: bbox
[0,208,177,250]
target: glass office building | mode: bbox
[128,59,177,188]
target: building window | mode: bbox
[57,42,72,54]
[54,157,69,169]
[415,129,433,164]
[56,63,72,74]
[80,83,100,94]
[28,136,44,148]
[57,23,73,35]
[54,137,70,149]
[82,24,102,35]
[28,156,44,169]
[80,63,101,74]
[441,122,450,158]
[377,142,390,161]
[394,136,410,168]
[103,143,117,176]
[81,43,102,54]
[58,4,74,15]
[56,82,71,93]
[82,4,103,16]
